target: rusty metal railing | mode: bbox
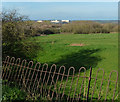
[1,56,119,101]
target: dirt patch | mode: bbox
[70,43,86,46]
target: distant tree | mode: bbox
[61,21,116,34]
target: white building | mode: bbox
[37,20,43,23]
[61,20,70,23]
[51,20,60,23]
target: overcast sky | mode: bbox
[2,2,118,20]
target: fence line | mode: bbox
[2,56,119,101]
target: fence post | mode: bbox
[86,67,92,102]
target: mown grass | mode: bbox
[28,33,118,100]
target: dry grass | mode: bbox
[70,43,86,46]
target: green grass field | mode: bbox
[31,33,118,71]
[29,33,118,100]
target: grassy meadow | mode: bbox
[31,33,118,72]
[27,33,118,100]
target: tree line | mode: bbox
[19,20,117,36]
[61,21,117,34]
[16,20,117,36]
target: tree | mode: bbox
[2,9,40,60]
[2,9,28,22]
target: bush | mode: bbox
[42,29,54,34]
[61,21,117,34]
[2,9,40,60]
[2,85,27,101]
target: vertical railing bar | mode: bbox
[32,63,41,93]
[2,56,9,68]
[51,66,64,100]
[36,63,47,91]
[55,66,65,101]
[28,63,40,92]
[73,67,86,102]
[44,65,53,93]
[32,70,39,93]
[20,60,27,89]
[2,61,6,79]
[91,71,98,101]
[61,68,71,100]
[72,68,80,102]
[78,75,86,101]
[8,66,15,82]
[91,68,105,102]
[2,56,10,79]
[104,72,112,101]
[21,61,30,90]
[51,72,59,100]
[4,57,14,80]
[7,57,15,84]
[72,74,80,102]
[2,56,10,86]
[67,67,75,101]
[83,74,87,100]
[11,58,21,82]
[41,64,50,96]
[86,67,92,102]
[97,70,105,101]
[112,71,118,101]
[25,61,33,91]
[16,59,25,82]
[35,63,48,98]
[48,65,56,100]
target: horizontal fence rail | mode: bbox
[1,56,120,102]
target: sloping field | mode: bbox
[31,33,118,72]
[29,33,118,100]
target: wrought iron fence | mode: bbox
[1,56,120,101]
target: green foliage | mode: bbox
[17,21,61,36]
[2,85,27,101]
[2,83,49,101]
[61,21,117,34]
[2,22,24,43]
[2,9,40,60]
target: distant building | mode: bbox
[51,20,60,23]
[37,20,43,23]
[61,20,70,23]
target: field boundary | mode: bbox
[2,56,120,101]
